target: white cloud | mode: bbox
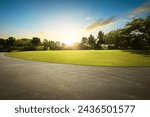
[85,16,117,31]
[86,17,90,20]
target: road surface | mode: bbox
[0,53,150,99]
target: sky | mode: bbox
[0,0,150,43]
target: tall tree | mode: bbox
[88,34,96,49]
[143,15,150,49]
[124,17,148,49]
[97,31,104,49]
[43,39,49,50]
[80,37,89,49]
[0,38,5,51]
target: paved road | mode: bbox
[0,53,150,100]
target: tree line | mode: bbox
[0,15,150,52]
[81,15,150,50]
[0,37,65,52]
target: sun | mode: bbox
[64,39,74,46]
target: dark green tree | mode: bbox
[0,38,5,51]
[123,17,149,49]
[88,34,96,49]
[143,15,150,49]
[31,37,41,48]
[97,31,104,49]
[80,37,89,49]
[43,39,49,50]
[105,29,122,49]
[5,37,16,51]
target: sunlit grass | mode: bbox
[5,50,150,66]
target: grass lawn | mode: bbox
[5,50,150,66]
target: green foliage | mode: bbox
[31,37,41,47]
[88,35,96,49]
[36,46,44,51]
[43,39,62,50]
[82,15,150,50]
[5,37,16,51]
[80,37,89,49]
[105,29,121,49]
[43,39,49,50]
[97,31,105,49]
[0,38,5,51]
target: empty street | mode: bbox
[0,53,150,100]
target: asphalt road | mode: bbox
[0,53,150,100]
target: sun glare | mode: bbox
[64,39,74,46]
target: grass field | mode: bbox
[5,50,150,66]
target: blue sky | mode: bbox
[0,0,150,43]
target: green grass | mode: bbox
[5,50,150,66]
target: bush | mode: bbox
[36,46,44,51]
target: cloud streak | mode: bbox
[85,1,150,31]
[85,16,117,31]
[129,1,150,17]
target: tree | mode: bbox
[6,37,16,46]
[31,37,41,48]
[0,38,5,51]
[16,38,30,47]
[105,29,122,49]
[0,38,5,46]
[104,16,150,50]
[43,39,49,50]
[55,41,61,50]
[49,41,59,50]
[88,34,96,49]
[123,17,149,49]
[61,43,66,50]
[130,34,146,49]
[97,31,104,49]
[143,15,150,49]
[80,37,89,49]
[5,37,16,51]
